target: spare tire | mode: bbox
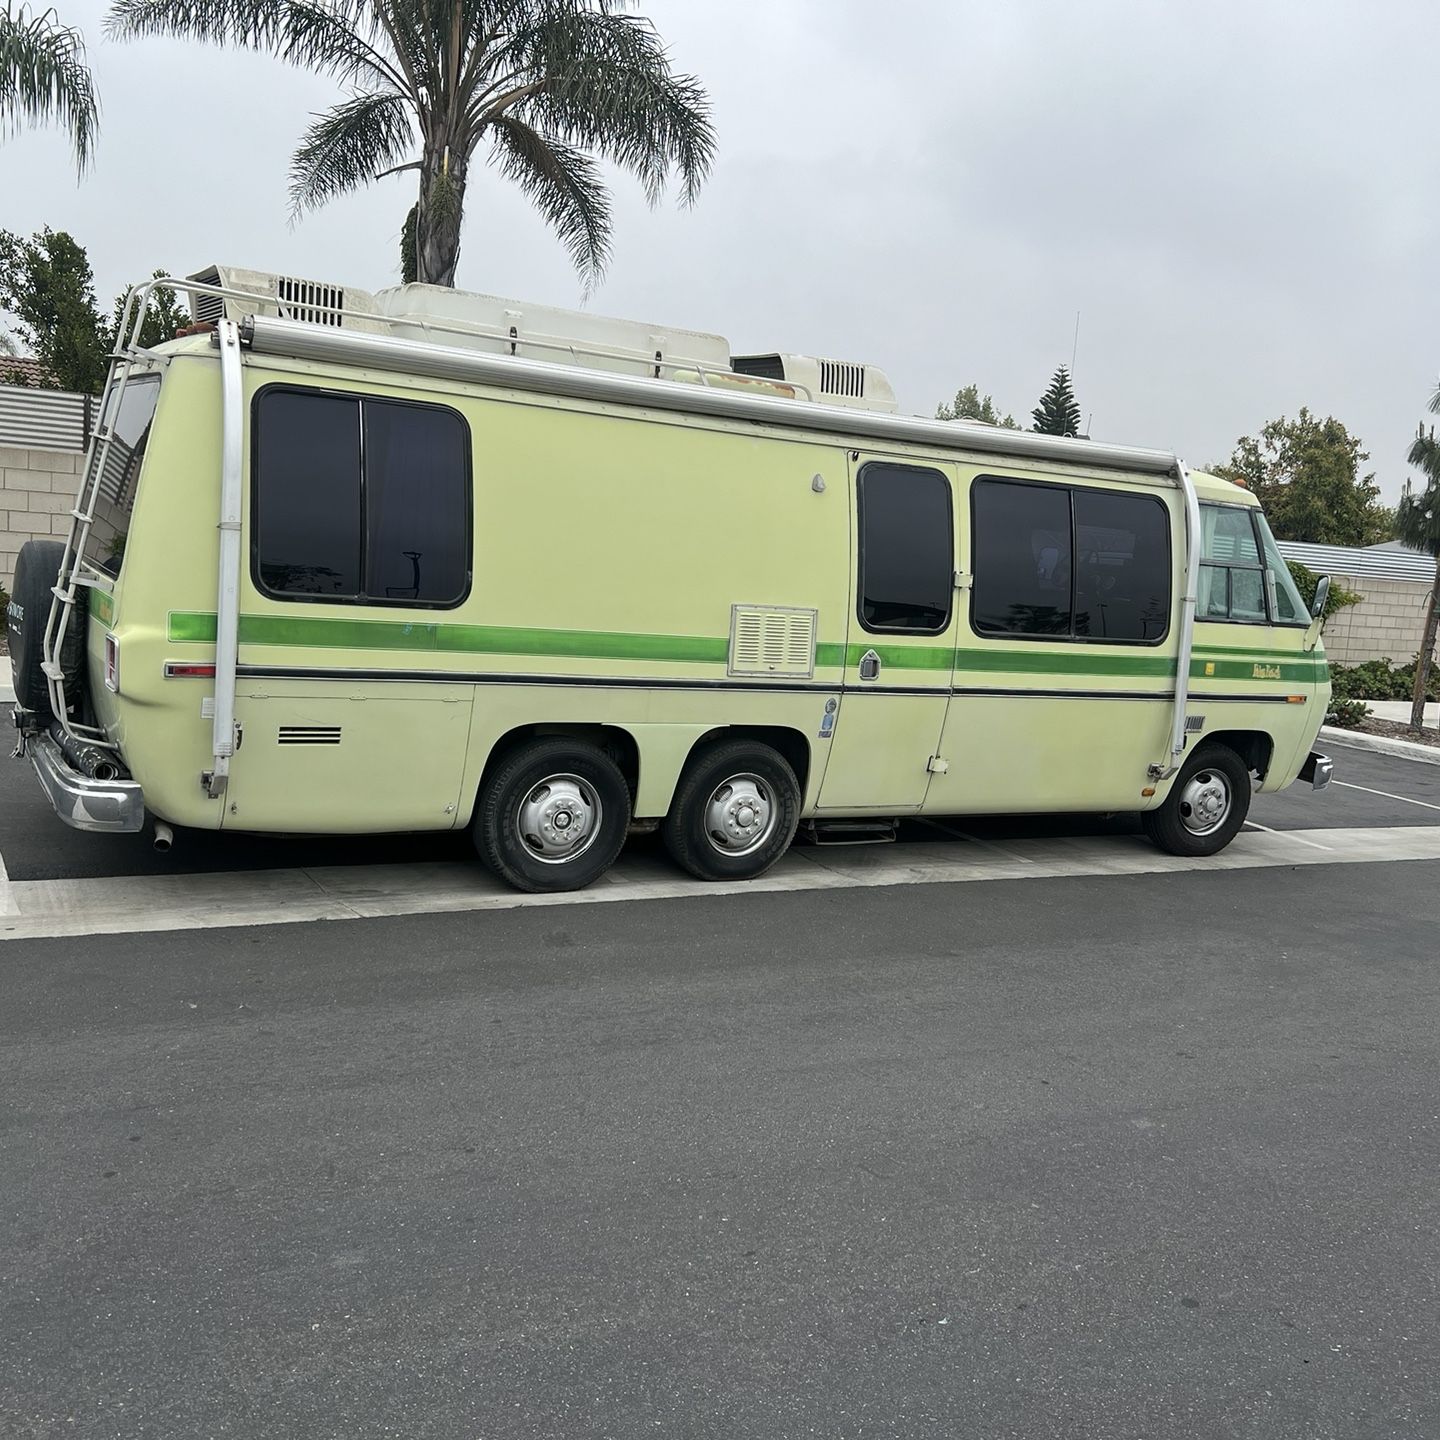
[6,540,85,720]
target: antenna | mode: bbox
[1070,310,1081,381]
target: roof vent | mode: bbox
[731,353,896,413]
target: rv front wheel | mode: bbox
[1141,743,1251,858]
[475,738,631,893]
[662,740,801,882]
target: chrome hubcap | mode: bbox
[704,774,776,857]
[1178,769,1231,837]
[517,774,602,864]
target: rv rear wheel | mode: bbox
[662,740,801,882]
[6,540,85,721]
[474,737,631,893]
[1141,743,1251,858]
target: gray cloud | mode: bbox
[4,0,1437,497]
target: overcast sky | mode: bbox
[5,0,1439,498]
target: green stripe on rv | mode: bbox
[167,611,1326,683]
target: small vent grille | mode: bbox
[275,276,345,327]
[819,360,865,398]
[729,605,816,678]
[193,291,226,325]
[278,725,342,746]
[731,353,787,382]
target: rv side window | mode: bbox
[856,463,954,634]
[253,388,470,607]
[971,480,1073,636]
[1198,504,1267,624]
[1072,490,1171,642]
[971,478,1170,644]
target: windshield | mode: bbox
[1254,510,1309,624]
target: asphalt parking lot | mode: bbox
[3,723,1440,1438]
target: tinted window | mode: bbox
[364,402,469,603]
[254,389,469,606]
[971,480,1073,636]
[857,463,953,632]
[255,391,362,597]
[1072,489,1170,641]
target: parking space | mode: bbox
[0,703,1431,886]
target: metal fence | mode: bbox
[0,384,96,452]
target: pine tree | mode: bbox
[1031,365,1083,437]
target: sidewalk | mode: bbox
[1364,700,1439,724]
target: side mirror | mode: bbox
[1310,574,1331,621]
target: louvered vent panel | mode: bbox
[193,291,226,325]
[819,360,865,398]
[729,606,816,678]
[275,276,346,327]
[278,725,342,746]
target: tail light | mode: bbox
[104,633,120,693]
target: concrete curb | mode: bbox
[1320,724,1440,767]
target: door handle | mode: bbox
[858,649,881,682]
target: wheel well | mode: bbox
[690,725,812,796]
[1203,729,1275,779]
[467,723,640,827]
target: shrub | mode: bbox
[1326,697,1372,728]
[1286,560,1363,626]
[0,580,8,615]
[1330,656,1440,702]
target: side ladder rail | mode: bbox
[204,319,244,798]
[1150,458,1200,781]
[39,280,162,742]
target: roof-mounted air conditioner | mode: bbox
[730,353,898,413]
[185,265,384,332]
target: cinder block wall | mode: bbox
[1321,572,1436,666]
[1,446,123,595]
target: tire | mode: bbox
[661,740,802,882]
[6,540,84,720]
[474,737,631,893]
[1141,743,1252,857]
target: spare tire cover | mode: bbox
[6,539,85,719]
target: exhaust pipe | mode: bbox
[152,822,174,853]
[91,759,120,782]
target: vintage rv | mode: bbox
[5,268,1333,891]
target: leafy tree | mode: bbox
[0,1,97,173]
[1213,410,1390,546]
[1399,392,1440,730]
[107,0,716,289]
[1031,365,1082,437]
[0,232,190,392]
[936,383,1018,428]
[0,227,108,392]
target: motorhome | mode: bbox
[5,268,1333,892]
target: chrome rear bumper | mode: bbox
[1300,750,1334,791]
[28,729,145,832]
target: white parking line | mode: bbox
[1333,780,1440,812]
[1,824,1437,943]
[1243,820,1334,851]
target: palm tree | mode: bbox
[0,3,98,173]
[106,0,714,288]
[1399,384,1440,730]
